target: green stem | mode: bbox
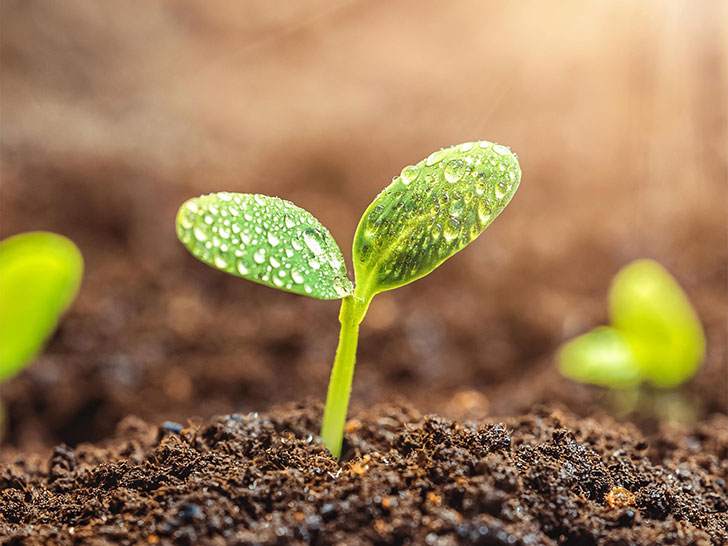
[321,291,370,459]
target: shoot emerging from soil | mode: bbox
[176,141,521,458]
[559,259,706,391]
[0,232,84,382]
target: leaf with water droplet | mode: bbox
[176,192,353,299]
[352,141,521,298]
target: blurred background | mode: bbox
[1,0,726,451]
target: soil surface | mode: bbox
[2,403,727,545]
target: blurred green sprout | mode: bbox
[0,231,84,382]
[559,259,705,390]
[176,141,521,458]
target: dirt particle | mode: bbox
[344,419,362,433]
[427,491,443,506]
[605,486,636,508]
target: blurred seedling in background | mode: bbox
[0,232,83,430]
[558,259,706,421]
[176,141,521,458]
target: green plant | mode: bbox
[558,259,706,390]
[176,141,521,457]
[0,231,84,382]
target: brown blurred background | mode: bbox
[1,0,726,451]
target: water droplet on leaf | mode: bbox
[444,159,466,183]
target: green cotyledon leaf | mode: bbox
[558,326,643,388]
[176,193,353,300]
[0,231,84,381]
[352,141,521,299]
[609,259,705,388]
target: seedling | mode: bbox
[559,259,706,390]
[176,141,521,458]
[0,232,84,382]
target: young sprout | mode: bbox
[559,259,706,390]
[176,141,521,458]
[0,232,84,382]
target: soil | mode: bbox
[2,403,727,545]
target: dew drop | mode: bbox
[179,210,195,229]
[267,232,280,247]
[333,276,351,297]
[459,142,475,152]
[218,226,231,239]
[303,229,324,256]
[477,199,492,223]
[291,239,303,251]
[240,231,251,245]
[444,159,466,183]
[426,149,447,166]
[431,223,442,239]
[253,249,266,264]
[449,199,465,218]
[492,144,510,156]
[368,205,385,226]
[400,165,420,185]
[285,248,294,258]
[269,256,281,268]
[495,181,508,200]
[193,226,208,242]
[285,216,296,229]
[291,269,304,284]
[204,215,214,225]
[273,276,284,287]
[475,181,487,196]
[214,255,228,269]
[444,217,461,242]
[236,260,249,275]
[304,284,313,294]
[309,258,321,270]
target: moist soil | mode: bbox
[2,402,727,545]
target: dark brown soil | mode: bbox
[2,403,727,545]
